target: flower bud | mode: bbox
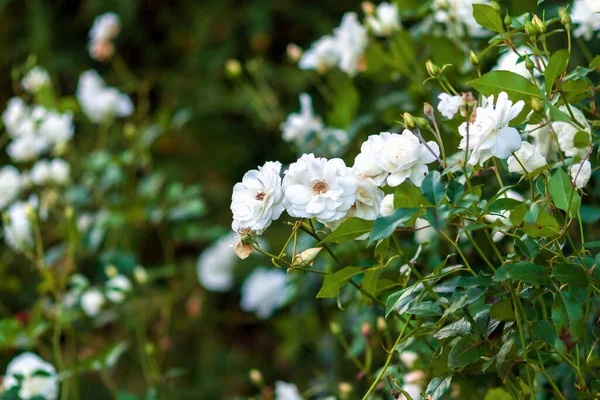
[423,102,434,119]
[286,43,302,62]
[532,15,546,34]
[293,247,322,265]
[224,59,242,78]
[504,13,512,27]
[145,342,155,355]
[104,264,118,278]
[415,117,429,129]
[339,382,353,396]
[425,60,441,78]
[490,1,500,12]
[234,240,254,260]
[525,55,535,72]
[249,369,263,386]
[531,97,544,113]
[362,1,375,16]
[330,321,342,335]
[403,112,416,130]
[361,322,372,337]
[469,50,479,67]
[134,265,148,284]
[525,19,537,39]
[376,316,387,332]
[559,7,572,30]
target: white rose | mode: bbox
[282,153,357,223]
[459,92,524,166]
[571,160,592,189]
[89,12,120,42]
[494,46,544,80]
[77,70,134,123]
[415,218,436,244]
[375,130,440,187]
[240,267,292,319]
[280,94,324,146]
[437,93,462,119]
[274,381,303,400]
[379,194,395,217]
[3,201,34,252]
[38,111,75,150]
[231,161,285,234]
[354,176,385,220]
[366,2,401,37]
[571,0,600,40]
[507,141,547,175]
[21,67,50,94]
[30,159,70,185]
[298,35,340,73]
[197,236,238,292]
[353,134,389,185]
[81,288,106,317]
[0,166,22,210]
[333,13,368,76]
[552,105,591,158]
[526,123,557,159]
[3,352,58,400]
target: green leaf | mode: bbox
[552,291,584,346]
[407,301,442,316]
[484,388,513,400]
[487,198,522,213]
[515,234,540,259]
[472,4,504,33]
[426,376,453,400]
[446,180,465,204]
[316,267,364,298]
[394,181,432,208]
[385,288,413,317]
[521,211,561,238]
[493,262,549,285]
[361,270,379,300]
[117,393,139,400]
[573,131,591,148]
[369,208,418,244]
[448,335,486,369]
[590,55,600,71]
[320,218,374,244]
[424,205,449,231]
[548,168,581,218]
[421,171,445,205]
[434,318,471,340]
[551,263,589,288]
[374,238,390,263]
[468,70,541,102]
[532,320,556,346]
[497,338,514,367]
[490,298,516,321]
[545,50,570,97]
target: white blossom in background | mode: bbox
[3,352,58,400]
[526,123,557,159]
[335,13,368,76]
[353,135,389,186]
[77,70,134,123]
[275,381,303,400]
[485,190,525,242]
[571,0,600,40]
[30,159,70,185]
[373,131,440,187]
[2,97,29,136]
[432,0,490,38]
[458,92,524,166]
[240,267,292,319]
[38,111,75,150]
[353,176,385,220]
[571,160,592,189]
[400,351,419,369]
[379,194,394,217]
[0,166,22,210]
[414,218,436,244]
[282,154,357,223]
[81,288,106,317]
[366,2,401,37]
[507,141,547,175]
[494,46,543,80]
[88,12,120,61]
[298,35,340,73]
[196,236,238,292]
[281,94,324,146]
[231,161,285,234]
[3,201,34,252]
[7,134,49,162]
[437,93,462,119]
[298,12,367,76]
[552,105,591,158]
[21,67,50,94]
[399,383,422,400]
[105,275,132,303]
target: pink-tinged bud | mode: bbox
[90,40,115,62]
[362,1,375,15]
[376,316,387,332]
[249,369,263,386]
[234,240,253,260]
[361,322,372,337]
[293,247,322,265]
[286,43,303,62]
[423,102,434,118]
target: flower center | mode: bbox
[255,192,266,201]
[312,181,329,194]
